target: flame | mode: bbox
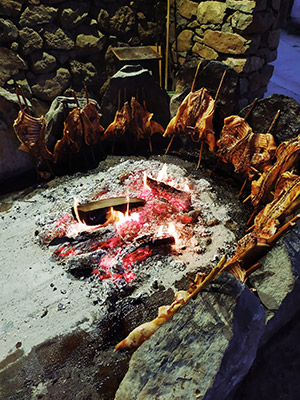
[157,225,164,237]
[157,164,168,182]
[184,183,190,193]
[168,222,179,244]
[143,171,151,190]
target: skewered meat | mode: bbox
[131,97,164,140]
[13,111,53,163]
[81,100,104,146]
[250,133,300,208]
[217,115,277,180]
[53,107,84,163]
[103,101,131,140]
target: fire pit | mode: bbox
[37,158,240,293]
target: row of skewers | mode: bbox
[13,85,167,177]
[112,66,300,351]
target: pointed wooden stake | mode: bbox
[214,69,226,102]
[267,109,280,133]
[191,61,201,93]
[165,134,175,155]
[197,141,204,169]
[244,98,257,121]
[238,178,248,199]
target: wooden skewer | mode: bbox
[214,69,226,102]
[244,262,261,279]
[191,61,201,93]
[245,224,255,233]
[72,90,80,109]
[117,89,121,111]
[149,137,153,153]
[244,97,258,121]
[186,255,227,301]
[164,0,170,90]
[15,88,24,112]
[165,134,175,155]
[84,84,89,104]
[246,208,258,226]
[243,194,252,203]
[19,86,31,115]
[238,178,248,199]
[197,141,204,169]
[267,109,280,133]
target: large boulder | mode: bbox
[19,4,57,27]
[239,94,300,144]
[115,273,265,399]
[0,18,18,44]
[100,64,170,129]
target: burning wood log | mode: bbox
[145,175,191,212]
[73,196,146,226]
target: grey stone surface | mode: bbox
[75,31,107,56]
[30,67,71,102]
[19,27,43,56]
[19,4,57,27]
[58,0,90,30]
[0,47,27,86]
[43,25,75,51]
[30,51,57,74]
[240,94,300,144]
[0,18,18,44]
[249,220,300,346]
[100,64,170,129]
[115,273,265,400]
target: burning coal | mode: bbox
[37,159,237,288]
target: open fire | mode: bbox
[38,159,236,289]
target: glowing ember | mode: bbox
[46,164,200,285]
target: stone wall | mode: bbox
[171,0,289,107]
[0,0,165,115]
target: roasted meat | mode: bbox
[103,101,131,140]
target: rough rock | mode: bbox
[248,221,300,345]
[224,56,265,74]
[30,68,71,102]
[58,1,90,30]
[115,273,265,400]
[75,32,107,57]
[247,64,273,92]
[100,64,170,129]
[97,6,136,38]
[0,18,18,44]
[138,21,159,45]
[203,30,249,55]
[45,95,99,151]
[0,47,27,86]
[69,60,99,89]
[0,0,24,17]
[43,25,75,51]
[227,0,267,13]
[197,1,227,25]
[30,51,57,74]
[19,4,57,27]
[231,10,275,34]
[0,87,34,183]
[192,42,219,60]
[239,94,300,144]
[177,29,193,52]
[178,0,198,20]
[19,27,43,56]
[261,29,281,50]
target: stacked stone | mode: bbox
[0,0,164,114]
[172,0,285,107]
